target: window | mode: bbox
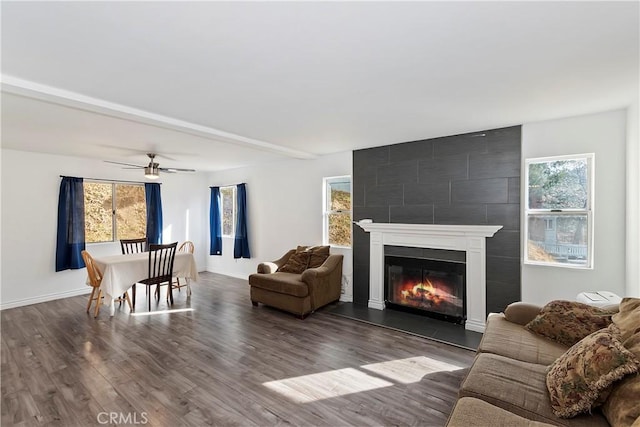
[220,186,236,237]
[323,176,352,247]
[84,181,146,243]
[524,154,594,268]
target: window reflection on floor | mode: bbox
[263,356,464,403]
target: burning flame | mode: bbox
[389,270,463,315]
[400,279,445,305]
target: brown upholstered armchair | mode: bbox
[248,247,343,318]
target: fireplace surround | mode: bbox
[385,254,466,323]
[356,221,502,332]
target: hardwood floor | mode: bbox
[1,272,475,426]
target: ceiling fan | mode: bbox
[105,153,196,180]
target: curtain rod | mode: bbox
[60,175,161,185]
[209,183,246,189]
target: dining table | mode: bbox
[92,251,199,315]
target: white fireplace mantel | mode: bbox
[356,221,502,333]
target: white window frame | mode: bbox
[524,153,594,269]
[220,185,236,238]
[323,175,352,248]
[84,180,147,244]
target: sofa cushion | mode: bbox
[602,298,640,427]
[611,297,640,342]
[277,249,310,274]
[504,302,544,326]
[546,325,640,418]
[602,375,640,427]
[478,313,568,365]
[248,272,309,297]
[459,353,610,427]
[447,397,556,427]
[525,300,615,347]
[601,361,640,427]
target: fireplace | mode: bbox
[385,255,466,324]
[355,221,502,332]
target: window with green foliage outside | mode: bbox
[84,182,147,243]
[324,176,352,247]
[525,154,593,268]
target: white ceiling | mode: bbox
[1,1,638,172]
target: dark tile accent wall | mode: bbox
[353,126,522,315]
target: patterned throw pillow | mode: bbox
[525,300,615,346]
[307,245,330,268]
[277,250,310,274]
[546,325,640,418]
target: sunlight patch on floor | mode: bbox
[361,356,463,384]
[263,356,464,403]
[262,367,393,403]
[131,308,194,316]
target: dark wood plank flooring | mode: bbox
[1,272,475,427]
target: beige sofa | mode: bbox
[248,248,343,318]
[447,300,639,427]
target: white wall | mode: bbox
[205,151,354,300]
[626,100,640,297]
[4,110,633,310]
[0,149,208,309]
[521,110,628,304]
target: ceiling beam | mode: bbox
[1,75,316,160]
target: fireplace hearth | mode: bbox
[385,256,465,324]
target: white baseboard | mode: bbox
[465,319,486,333]
[1,287,91,311]
[205,269,249,280]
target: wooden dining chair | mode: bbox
[120,237,147,254]
[120,237,148,305]
[135,242,178,311]
[82,250,104,317]
[169,240,194,299]
[82,250,133,317]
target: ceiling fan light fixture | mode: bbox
[105,153,195,177]
[144,165,160,179]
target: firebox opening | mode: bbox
[384,255,466,324]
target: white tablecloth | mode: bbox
[92,252,199,304]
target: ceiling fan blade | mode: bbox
[158,167,196,173]
[104,160,144,168]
